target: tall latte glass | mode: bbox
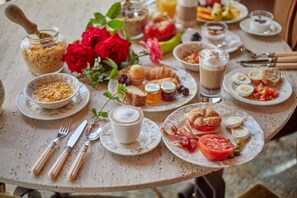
[109,105,144,144]
[199,48,229,103]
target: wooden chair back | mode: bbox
[284,0,297,50]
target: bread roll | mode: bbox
[188,107,221,127]
[262,68,281,86]
[248,67,267,85]
[125,85,146,107]
[129,64,146,86]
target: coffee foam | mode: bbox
[199,49,229,70]
[112,106,141,124]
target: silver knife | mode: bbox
[48,120,88,180]
[240,62,297,69]
[237,56,297,64]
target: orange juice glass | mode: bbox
[159,0,176,19]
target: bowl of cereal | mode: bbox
[173,42,217,72]
[24,73,80,109]
[20,25,67,75]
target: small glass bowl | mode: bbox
[20,25,67,75]
[250,10,273,32]
[202,21,228,41]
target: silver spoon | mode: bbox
[67,122,101,181]
[240,47,274,58]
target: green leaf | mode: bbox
[91,108,98,117]
[109,67,118,79]
[123,30,131,42]
[103,58,118,69]
[90,18,97,24]
[94,12,106,25]
[106,2,121,19]
[108,19,125,30]
[86,21,93,31]
[103,91,113,99]
[99,111,108,118]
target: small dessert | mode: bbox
[231,125,250,141]
[250,11,273,33]
[129,64,146,86]
[125,85,146,107]
[236,84,254,97]
[232,72,251,85]
[187,107,222,132]
[262,68,281,86]
[223,116,243,129]
[202,21,227,41]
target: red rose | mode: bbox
[82,27,111,49]
[63,41,95,73]
[95,33,130,66]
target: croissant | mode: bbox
[145,66,181,83]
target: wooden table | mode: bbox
[0,0,296,194]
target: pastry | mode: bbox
[125,85,146,107]
[145,65,181,83]
[248,67,266,85]
[129,64,146,86]
[187,107,221,132]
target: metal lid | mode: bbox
[145,83,160,94]
[161,82,176,93]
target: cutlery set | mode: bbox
[239,47,297,69]
[32,119,100,181]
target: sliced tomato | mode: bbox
[249,83,279,101]
[188,119,220,132]
[198,134,234,161]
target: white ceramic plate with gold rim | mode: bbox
[223,68,292,106]
[108,66,197,112]
[16,82,90,120]
[197,1,249,24]
[162,102,265,168]
[100,118,161,156]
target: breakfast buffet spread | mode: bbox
[2,0,295,183]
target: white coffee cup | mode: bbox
[109,105,144,144]
[250,10,273,32]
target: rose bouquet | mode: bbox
[63,2,162,88]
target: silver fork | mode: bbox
[32,117,71,175]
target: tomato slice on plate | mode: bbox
[188,119,220,132]
[198,134,234,161]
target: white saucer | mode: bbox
[239,18,282,36]
[182,29,243,53]
[100,118,161,156]
[16,82,90,120]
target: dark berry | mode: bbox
[125,78,132,86]
[121,74,128,81]
[182,87,189,96]
[177,84,185,93]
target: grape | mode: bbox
[118,74,130,85]
[125,78,132,86]
[182,87,189,96]
[121,74,128,81]
[177,84,185,93]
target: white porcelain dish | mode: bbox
[16,83,90,120]
[100,118,161,156]
[162,102,264,168]
[173,42,217,72]
[223,68,292,106]
[197,1,248,24]
[24,73,80,109]
[239,18,282,36]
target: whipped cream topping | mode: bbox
[199,48,229,70]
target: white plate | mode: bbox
[100,118,161,156]
[197,1,249,24]
[16,83,90,120]
[223,68,292,106]
[162,102,264,168]
[239,18,282,36]
[182,29,242,53]
[108,67,197,112]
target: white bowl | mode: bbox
[24,73,80,109]
[173,42,217,72]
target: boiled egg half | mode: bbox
[236,84,254,97]
[231,125,250,141]
[223,116,243,129]
[232,72,251,85]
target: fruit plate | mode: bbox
[108,67,197,112]
[197,1,248,24]
[223,68,292,106]
[161,102,264,168]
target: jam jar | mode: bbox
[119,0,149,40]
[20,25,67,75]
[161,82,177,102]
[145,83,161,104]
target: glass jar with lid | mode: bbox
[20,25,67,75]
[119,0,149,40]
